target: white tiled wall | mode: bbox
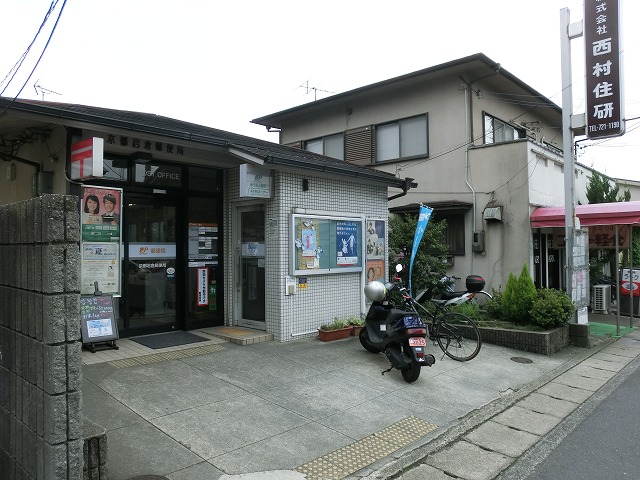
[225,167,389,342]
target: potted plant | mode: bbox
[347,316,365,336]
[318,318,352,342]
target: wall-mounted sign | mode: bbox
[71,137,104,180]
[585,0,624,139]
[239,163,272,198]
[134,164,182,188]
[80,186,122,295]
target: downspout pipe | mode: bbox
[460,81,476,272]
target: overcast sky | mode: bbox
[2,0,639,181]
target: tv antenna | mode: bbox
[299,80,333,101]
[33,81,61,100]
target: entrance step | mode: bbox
[200,326,273,345]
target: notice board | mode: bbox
[80,295,119,343]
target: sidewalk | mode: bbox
[368,327,640,480]
[81,319,638,480]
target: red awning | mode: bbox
[530,201,640,227]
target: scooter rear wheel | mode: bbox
[359,328,382,353]
[400,343,421,383]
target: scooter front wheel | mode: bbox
[359,328,382,353]
[401,343,421,383]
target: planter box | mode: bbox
[318,327,353,342]
[457,324,570,355]
[350,326,363,336]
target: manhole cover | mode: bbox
[511,356,533,364]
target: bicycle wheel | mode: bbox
[472,290,493,312]
[434,313,481,361]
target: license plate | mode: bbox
[409,337,426,347]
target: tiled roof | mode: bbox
[0,97,414,191]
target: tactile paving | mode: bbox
[295,416,438,480]
[108,343,227,368]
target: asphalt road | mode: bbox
[502,354,640,480]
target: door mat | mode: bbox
[589,321,636,338]
[130,331,209,349]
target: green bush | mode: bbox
[486,289,503,319]
[501,264,537,324]
[530,289,575,328]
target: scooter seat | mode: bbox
[439,290,468,300]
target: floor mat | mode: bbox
[589,321,636,338]
[130,331,209,349]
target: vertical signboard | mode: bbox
[585,0,624,139]
[80,186,123,295]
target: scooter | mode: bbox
[360,273,435,383]
[416,274,490,309]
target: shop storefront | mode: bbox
[76,155,224,338]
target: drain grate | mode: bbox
[109,344,227,368]
[511,356,534,364]
[295,416,438,480]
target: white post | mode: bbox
[560,8,576,305]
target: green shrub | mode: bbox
[530,289,575,328]
[501,264,537,324]
[500,272,519,321]
[347,316,364,326]
[486,289,503,319]
[449,300,481,320]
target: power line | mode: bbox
[0,0,60,95]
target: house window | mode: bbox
[305,133,344,160]
[484,113,525,144]
[375,115,428,163]
[432,213,465,256]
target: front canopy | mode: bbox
[530,201,640,228]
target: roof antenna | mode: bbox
[33,81,61,100]
[298,80,334,101]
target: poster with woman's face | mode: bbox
[80,186,122,295]
[81,187,121,242]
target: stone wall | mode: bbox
[0,195,84,479]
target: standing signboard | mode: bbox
[584,0,624,139]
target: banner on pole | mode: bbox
[408,205,433,295]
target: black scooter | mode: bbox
[360,270,435,383]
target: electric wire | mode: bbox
[10,0,68,101]
[0,0,60,95]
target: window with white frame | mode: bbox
[375,115,428,163]
[305,133,344,160]
[483,113,525,144]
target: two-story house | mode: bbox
[253,53,616,293]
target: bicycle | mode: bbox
[395,275,482,362]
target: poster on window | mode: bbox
[291,215,362,274]
[336,221,358,266]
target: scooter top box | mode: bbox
[465,275,485,292]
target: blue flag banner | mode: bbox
[408,205,433,296]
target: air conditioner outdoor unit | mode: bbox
[592,285,611,314]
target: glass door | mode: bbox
[236,206,266,329]
[122,196,181,334]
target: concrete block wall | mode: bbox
[0,195,84,479]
